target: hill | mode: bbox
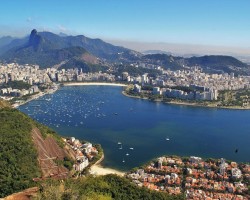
[0,36,15,48]
[143,53,250,75]
[185,55,250,75]
[1,29,249,75]
[0,36,28,55]
[0,105,72,198]
[0,29,139,69]
[0,30,102,69]
[3,175,183,200]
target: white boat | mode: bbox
[166,137,170,141]
[126,153,129,156]
[129,147,134,150]
[118,142,122,145]
[122,159,125,163]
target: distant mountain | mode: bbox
[142,50,172,55]
[143,53,250,75]
[58,32,68,37]
[0,29,103,68]
[0,29,140,69]
[1,29,249,75]
[185,55,250,74]
[143,54,183,71]
[0,36,15,48]
[0,36,28,55]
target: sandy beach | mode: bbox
[90,165,125,176]
[63,82,127,87]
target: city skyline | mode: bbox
[1,0,250,56]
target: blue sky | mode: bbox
[1,0,250,49]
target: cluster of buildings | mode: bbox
[0,63,51,85]
[48,68,116,82]
[0,62,115,100]
[124,67,250,101]
[1,62,250,102]
[0,85,39,97]
[127,156,249,199]
[65,137,99,172]
[0,63,116,86]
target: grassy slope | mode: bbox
[0,105,68,197]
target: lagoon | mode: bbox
[19,86,250,171]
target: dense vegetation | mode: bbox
[35,174,184,200]
[143,54,183,71]
[0,108,40,197]
[0,106,71,197]
[218,89,250,107]
[143,54,250,75]
[0,80,31,90]
[62,59,108,72]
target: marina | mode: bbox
[18,85,250,171]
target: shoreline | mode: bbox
[90,165,125,176]
[12,86,59,108]
[90,153,125,176]
[63,82,127,87]
[122,91,250,110]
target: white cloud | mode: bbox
[26,17,32,22]
[57,24,67,32]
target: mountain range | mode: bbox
[0,29,249,75]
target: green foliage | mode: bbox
[35,175,184,200]
[0,108,68,197]
[89,144,104,167]
[170,86,196,93]
[0,108,41,197]
[142,85,153,91]
[218,89,250,107]
[143,54,182,71]
[62,59,108,73]
[0,80,31,90]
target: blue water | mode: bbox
[19,86,250,171]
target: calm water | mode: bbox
[19,86,250,171]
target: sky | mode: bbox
[1,0,250,55]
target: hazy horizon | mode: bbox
[1,1,250,47]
